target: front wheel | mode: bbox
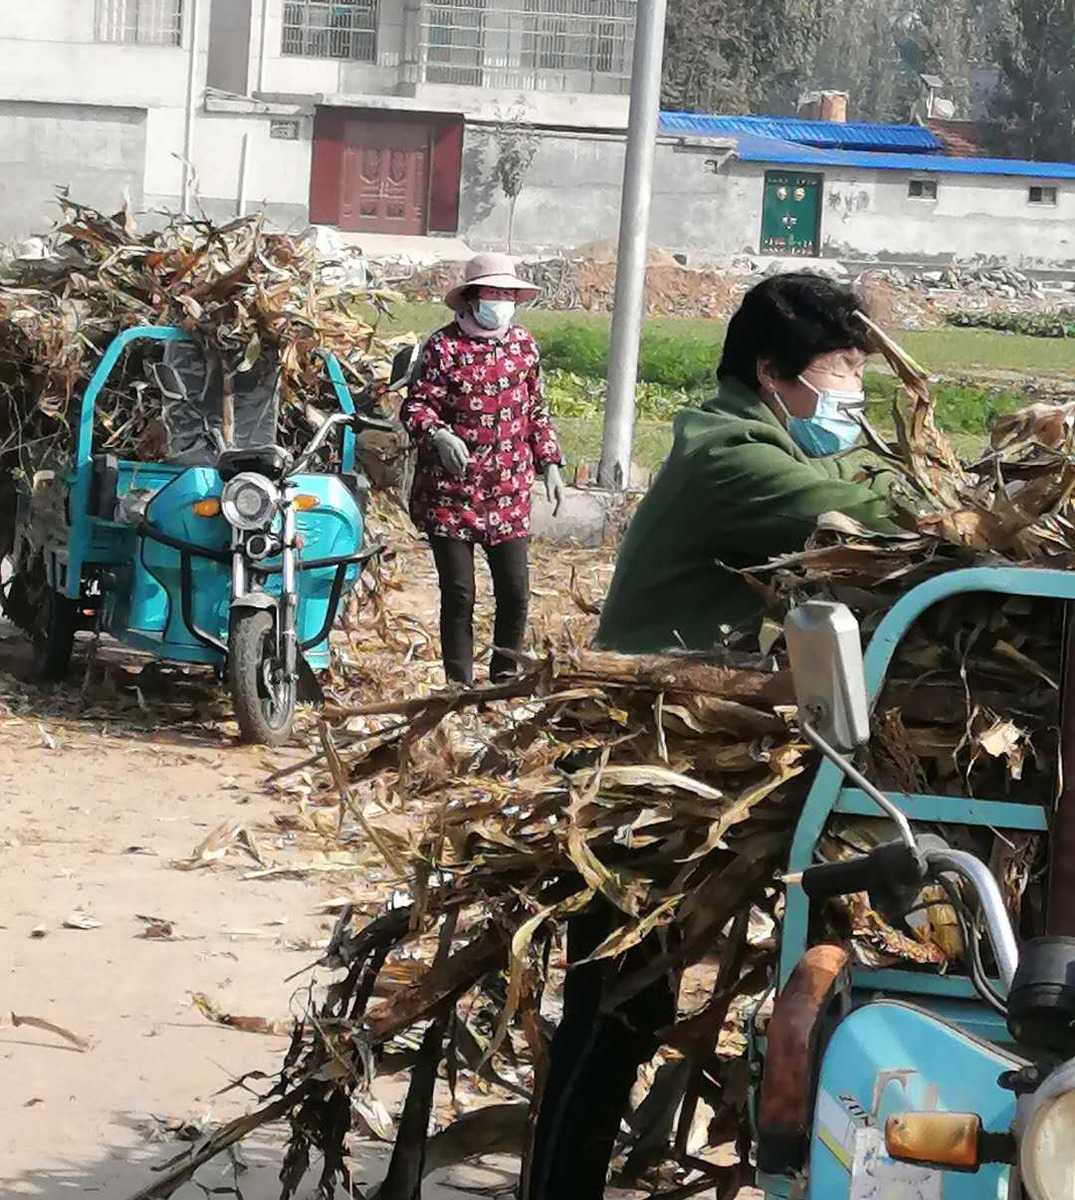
[228,609,296,746]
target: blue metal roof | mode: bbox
[660,111,942,153]
[728,130,1075,180]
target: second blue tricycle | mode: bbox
[4,325,414,745]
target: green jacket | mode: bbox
[596,380,899,653]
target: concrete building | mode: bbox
[0,0,637,239]
[1,5,1072,269]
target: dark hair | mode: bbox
[717,273,871,391]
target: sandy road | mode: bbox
[0,615,497,1199]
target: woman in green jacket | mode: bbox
[531,274,900,1200]
[596,272,899,654]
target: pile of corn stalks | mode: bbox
[129,333,1074,1200]
[0,198,403,551]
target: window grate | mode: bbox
[522,0,632,75]
[1029,185,1058,206]
[426,0,487,86]
[97,0,184,46]
[908,179,938,201]
[417,0,636,93]
[282,0,378,62]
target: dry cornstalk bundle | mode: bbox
[128,327,1075,1197]
[0,197,405,550]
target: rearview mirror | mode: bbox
[387,343,420,391]
[785,601,870,752]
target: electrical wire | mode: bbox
[936,873,1009,1016]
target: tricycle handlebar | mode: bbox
[788,844,1018,993]
[792,842,926,901]
[926,848,1018,990]
[292,412,352,476]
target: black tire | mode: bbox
[228,609,296,746]
[31,586,78,683]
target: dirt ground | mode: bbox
[0,516,763,1200]
[0,580,428,1196]
[0,533,636,1200]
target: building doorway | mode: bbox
[310,109,464,237]
[339,117,430,235]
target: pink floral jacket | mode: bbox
[401,323,562,545]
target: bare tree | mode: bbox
[492,106,540,255]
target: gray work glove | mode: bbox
[430,428,471,479]
[544,463,565,517]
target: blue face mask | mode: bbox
[776,377,866,458]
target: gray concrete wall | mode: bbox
[0,101,147,240]
[461,126,627,252]
[460,126,1075,268]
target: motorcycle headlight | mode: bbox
[220,473,277,531]
[1020,1064,1075,1200]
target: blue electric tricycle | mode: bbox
[3,325,414,744]
[758,568,1075,1200]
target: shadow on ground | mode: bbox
[0,619,239,748]
[1,1114,516,1199]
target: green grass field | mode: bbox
[370,300,1075,473]
[374,301,1075,382]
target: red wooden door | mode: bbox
[339,118,430,235]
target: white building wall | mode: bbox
[251,0,629,127]
[190,109,313,225]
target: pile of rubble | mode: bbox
[401,254,751,321]
[398,249,1075,331]
[865,264,1055,300]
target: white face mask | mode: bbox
[473,299,516,330]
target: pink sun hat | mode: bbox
[444,252,540,311]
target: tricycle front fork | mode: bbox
[230,502,298,678]
[279,502,298,681]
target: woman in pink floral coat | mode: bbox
[402,254,564,685]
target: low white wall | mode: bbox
[193,110,313,219]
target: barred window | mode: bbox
[282,0,378,62]
[97,0,184,46]
[522,0,634,75]
[417,0,635,92]
[426,0,486,87]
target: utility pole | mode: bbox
[598,0,668,490]
[181,0,201,215]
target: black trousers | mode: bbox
[430,536,530,685]
[529,902,679,1200]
